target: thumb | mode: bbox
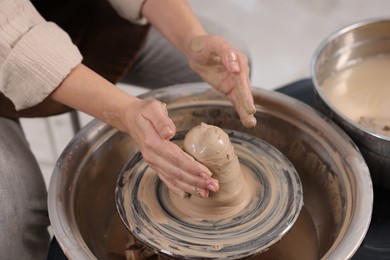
[143,100,176,139]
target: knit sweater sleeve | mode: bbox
[0,0,82,110]
[107,0,148,24]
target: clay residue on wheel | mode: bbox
[359,116,390,137]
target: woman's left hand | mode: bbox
[186,35,257,128]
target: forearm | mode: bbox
[50,63,137,132]
[141,0,207,54]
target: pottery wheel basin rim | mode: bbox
[115,129,303,259]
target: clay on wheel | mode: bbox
[115,123,303,259]
[171,123,256,220]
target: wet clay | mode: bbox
[169,123,256,220]
[322,54,390,137]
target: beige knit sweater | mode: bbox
[0,0,146,111]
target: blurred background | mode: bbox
[20,0,390,187]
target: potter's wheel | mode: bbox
[115,129,303,259]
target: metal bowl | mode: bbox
[48,83,372,259]
[311,17,390,188]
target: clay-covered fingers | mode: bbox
[228,74,257,128]
[148,100,176,140]
[144,141,219,198]
[216,43,257,128]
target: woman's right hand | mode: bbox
[121,97,220,198]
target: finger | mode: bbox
[216,45,257,127]
[143,99,176,139]
[159,174,210,198]
[204,35,241,73]
[207,38,240,73]
[182,151,220,193]
[149,142,219,189]
[226,73,256,128]
[153,165,211,198]
[237,78,256,114]
[158,173,190,198]
[230,94,257,128]
[223,49,240,73]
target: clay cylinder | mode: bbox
[182,123,252,217]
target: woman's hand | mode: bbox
[121,98,220,198]
[186,35,257,128]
